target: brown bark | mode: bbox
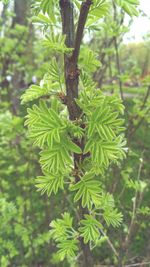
[59,1,94,266]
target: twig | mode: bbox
[95,262,150,267]
[112,0,124,104]
[99,228,119,258]
[124,153,144,246]
[125,262,150,267]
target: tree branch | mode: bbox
[72,0,93,65]
[59,1,94,266]
[59,0,80,120]
[140,85,150,110]
[59,0,75,48]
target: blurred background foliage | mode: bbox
[0,0,150,266]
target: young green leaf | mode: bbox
[79,214,102,244]
[35,173,64,196]
[70,172,102,209]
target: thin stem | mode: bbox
[99,228,119,258]
[118,152,145,266]
[114,36,124,102]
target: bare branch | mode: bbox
[72,0,93,65]
[59,0,75,48]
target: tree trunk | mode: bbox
[11,0,31,114]
[12,0,30,26]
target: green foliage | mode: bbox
[70,172,102,209]
[84,136,126,173]
[48,57,64,91]
[21,1,129,263]
[86,0,110,27]
[75,90,126,173]
[19,0,150,265]
[124,178,147,193]
[90,0,110,18]
[2,0,150,266]
[50,213,79,261]
[56,240,79,261]
[32,0,58,24]
[25,100,66,148]
[115,0,139,16]
[0,110,52,266]
[40,0,56,15]
[0,0,9,4]
[35,172,64,196]
[76,89,125,115]
[24,84,126,258]
[137,206,150,216]
[103,208,123,227]
[80,70,97,90]
[21,57,64,104]
[79,214,102,244]
[43,33,73,54]
[39,144,72,173]
[79,47,101,73]
[67,120,84,139]
[21,84,49,104]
